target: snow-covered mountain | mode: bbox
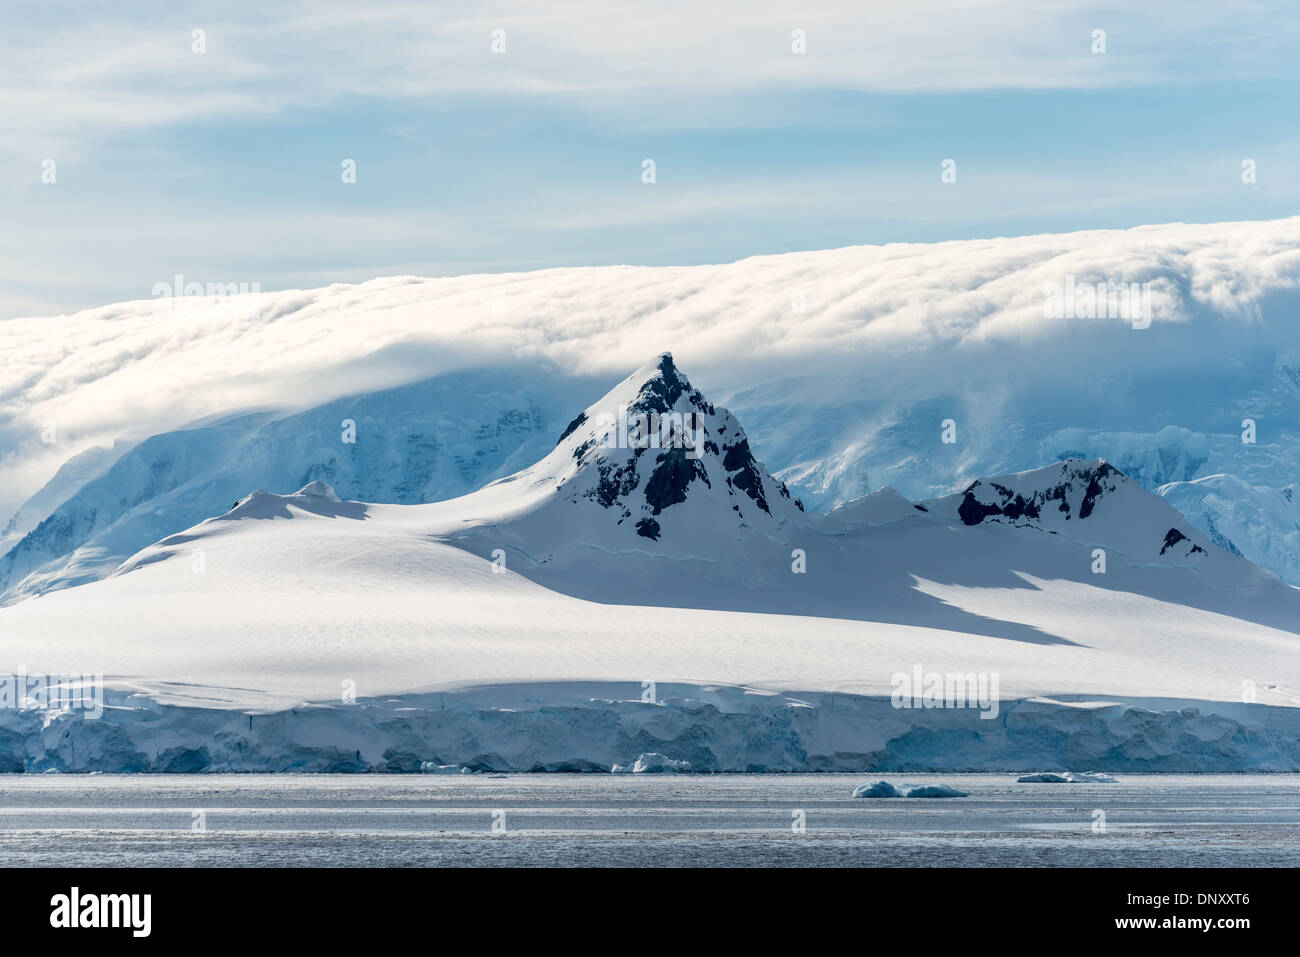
[1157,473,1300,576]
[5,218,1299,595]
[1,356,1297,773]
[0,371,595,604]
[923,460,1215,564]
[441,353,805,563]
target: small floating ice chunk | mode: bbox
[419,762,470,774]
[853,780,902,798]
[906,784,968,798]
[615,752,691,773]
[1018,771,1116,783]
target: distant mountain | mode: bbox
[922,460,1217,566]
[3,356,1298,772]
[453,353,804,557]
[5,219,1300,595]
[1157,473,1300,580]
[6,354,1296,691]
[0,370,596,604]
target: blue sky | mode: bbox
[2,0,1298,318]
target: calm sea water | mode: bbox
[1,773,1297,867]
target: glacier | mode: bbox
[5,685,1300,774]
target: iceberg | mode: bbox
[1017,771,1117,783]
[623,753,692,774]
[853,780,903,798]
[906,785,969,798]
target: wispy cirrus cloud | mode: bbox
[3,1,1298,319]
[5,1,1297,161]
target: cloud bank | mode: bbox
[3,215,1300,518]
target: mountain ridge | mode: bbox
[5,216,1300,593]
[1,356,1297,773]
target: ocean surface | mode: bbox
[2,773,1297,867]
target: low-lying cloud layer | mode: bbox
[3,216,1300,519]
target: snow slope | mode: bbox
[0,356,1297,772]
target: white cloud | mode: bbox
[4,214,1300,517]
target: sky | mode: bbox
[2,0,1298,320]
